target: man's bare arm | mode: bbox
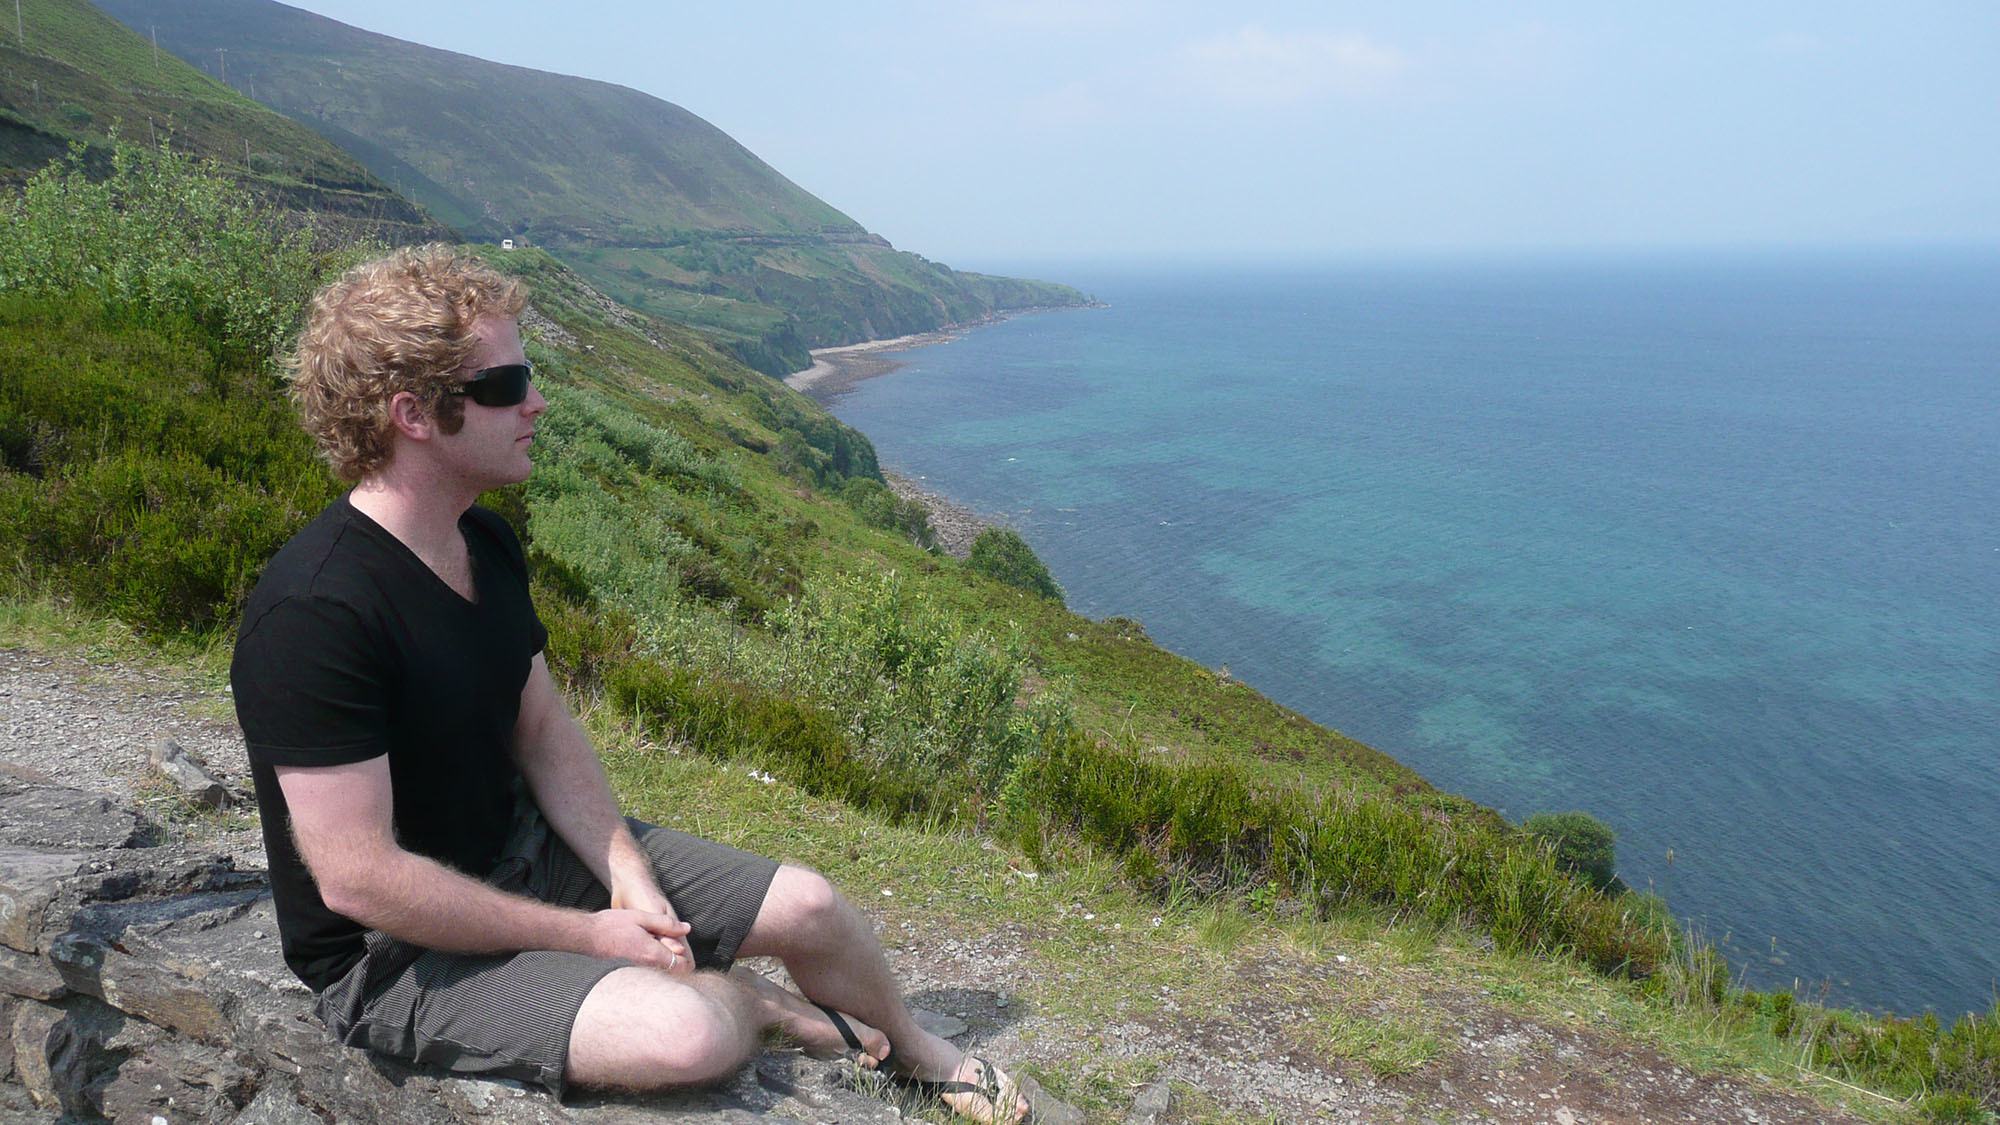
[275,756,688,968]
[510,654,674,918]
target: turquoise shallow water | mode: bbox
[822,251,2000,1017]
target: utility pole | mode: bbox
[152,26,160,70]
[244,138,251,167]
[17,0,25,50]
[217,48,227,85]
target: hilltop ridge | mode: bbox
[0,0,438,240]
[97,0,1095,374]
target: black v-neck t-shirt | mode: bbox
[231,495,547,991]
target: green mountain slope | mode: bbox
[0,0,436,238]
[97,0,1094,374]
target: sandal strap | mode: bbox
[812,1002,866,1054]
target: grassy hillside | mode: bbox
[96,0,1095,374]
[2,141,1993,1122]
[0,0,436,239]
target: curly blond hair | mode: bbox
[290,244,528,481]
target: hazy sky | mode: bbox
[284,1,1999,267]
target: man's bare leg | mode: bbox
[737,865,1028,1123]
[731,964,889,1065]
[567,966,762,1090]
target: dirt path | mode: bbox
[0,648,1875,1123]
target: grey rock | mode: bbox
[8,995,138,1116]
[49,927,235,1043]
[0,780,153,850]
[8,997,68,1110]
[0,944,66,1000]
[1019,1072,1086,1125]
[1125,1076,1173,1125]
[151,738,233,808]
[0,995,15,1080]
[914,1006,970,1040]
[0,844,94,952]
[231,1076,325,1125]
[89,1034,256,1122]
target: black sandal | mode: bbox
[812,1002,867,1055]
[890,1053,1019,1123]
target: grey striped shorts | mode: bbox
[312,799,779,1096]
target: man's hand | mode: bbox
[587,907,693,974]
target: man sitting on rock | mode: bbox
[230,244,1028,1123]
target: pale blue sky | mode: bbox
[286,1,1999,267]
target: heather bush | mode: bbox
[0,139,324,365]
[1522,810,1618,890]
[967,527,1063,603]
[1004,731,1670,976]
[609,660,935,820]
[768,571,1073,803]
[0,297,334,635]
[838,477,935,549]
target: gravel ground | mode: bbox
[0,647,262,864]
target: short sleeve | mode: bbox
[230,595,394,767]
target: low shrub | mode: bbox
[1005,732,1669,976]
[0,138,326,366]
[0,297,333,635]
[967,527,1063,603]
[1522,810,1618,890]
[768,571,1069,805]
[608,660,935,821]
[838,477,935,549]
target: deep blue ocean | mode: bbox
[819,250,2000,1018]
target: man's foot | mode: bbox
[899,1053,1029,1125]
[880,1034,1029,1125]
[734,967,889,1067]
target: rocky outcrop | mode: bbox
[0,780,1058,1123]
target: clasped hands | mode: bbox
[595,881,693,975]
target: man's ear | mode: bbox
[387,391,435,442]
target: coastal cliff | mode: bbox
[94,0,1094,375]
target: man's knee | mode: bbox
[782,865,843,921]
[761,865,846,936]
[568,968,759,1091]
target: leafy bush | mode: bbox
[537,381,739,493]
[609,660,935,821]
[767,571,1071,805]
[967,527,1063,603]
[0,139,324,366]
[0,296,334,635]
[1522,811,1618,890]
[749,393,879,484]
[838,477,935,549]
[1005,732,1669,975]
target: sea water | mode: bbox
[820,250,2000,1018]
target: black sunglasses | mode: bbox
[445,363,534,408]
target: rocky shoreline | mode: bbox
[885,472,994,559]
[784,306,1092,400]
